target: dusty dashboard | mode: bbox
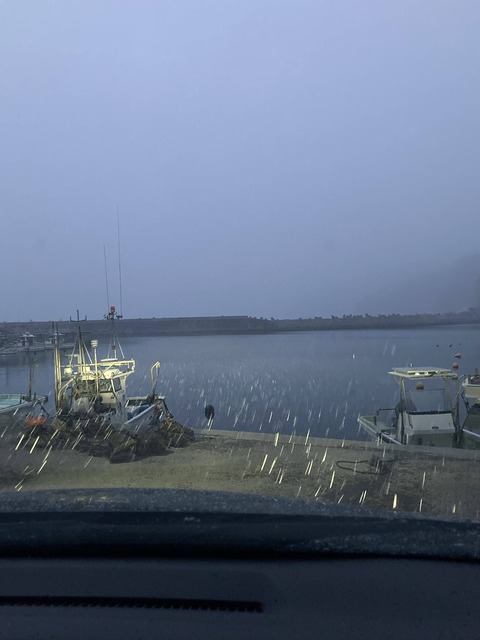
[0,489,478,640]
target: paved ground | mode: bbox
[1,426,480,520]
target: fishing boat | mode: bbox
[0,358,48,426]
[0,333,16,356]
[42,324,76,351]
[19,332,46,352]
[0,332,48,356]
[358,367,463,447]
[0,394,44,426]
[53,307,168,433]
[462,369,480,404]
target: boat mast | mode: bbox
[453,374,462,445]
[53,322,63,407]
[104,244,110,314]
[75,310,87,377]
[27,358,37,402]
[105,304,125,359]
[117,206,124,319]
[106,305,118,359]
[397,377,406,444]
[104,229,124,358]
[91,339,99,397]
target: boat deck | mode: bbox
[0,394,23,404]
[357,415,398,444]
[461,408,480,447]
[0,394,27,410]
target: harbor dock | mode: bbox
[1,428,479,520]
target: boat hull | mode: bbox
[122,403,158,434]
[463,382,480,403]
[0,395,37,426]
[358,415,457,447]
[113,397,167,434]
[358,415,399,444]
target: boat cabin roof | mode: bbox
[389,367,458,380]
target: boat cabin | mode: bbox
[388,368,459,446]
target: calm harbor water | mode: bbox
[1,326,480,440]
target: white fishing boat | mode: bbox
[358,367,462,447]
[462,370,480,404]
[53,308,168,433]
[0,394,43,426]
[0,356,48,426]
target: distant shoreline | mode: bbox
[1,308,480,339]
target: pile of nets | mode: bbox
[20,413,195,464]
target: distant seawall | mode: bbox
[2,309,480,339]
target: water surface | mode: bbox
[1,326,479,440]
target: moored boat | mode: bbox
[462,369,480,404]
[0,332,49,356]
[53,309,169,433]
[0,394,46,426]
[358,367,462,447]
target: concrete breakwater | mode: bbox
[1,316,269,340]
[2,307,480,340]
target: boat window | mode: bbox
[405,387,453,414]
[74,379,113,395]
[99,379,114,393]
[74,380,93,396]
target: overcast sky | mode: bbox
[1,1,479,321]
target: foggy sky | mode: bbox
[1,1,479,321]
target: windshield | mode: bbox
[0,1,480,539]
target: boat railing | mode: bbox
[98,358,135,370]
[406,409,452,415]
[66,358,135,377]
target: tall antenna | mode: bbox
[117,206,124,318]
[103,244,110,314]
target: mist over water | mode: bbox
[2,326,480,440]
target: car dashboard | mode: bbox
[0,489,479,640]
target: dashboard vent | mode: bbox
[0,596,263,614]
